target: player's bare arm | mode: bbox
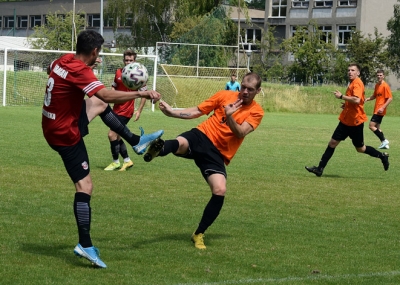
[378,97,393,114]
[159,100,203,119]
[365,94,376,102]
[134,98,147,121]
[96,88,161,104]
[225,99,254,138]
[333,90,360,104]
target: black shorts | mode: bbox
[332,121,364,148]
[370,114,383,124]
[117,115,131,125]
[79,101,90,137]
[177,128,227,181]
[50,138,90,183]
[49,101,91,183]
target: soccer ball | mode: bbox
[121,62,148,90]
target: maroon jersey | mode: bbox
[42,53,105,146]
[111,68,135,118]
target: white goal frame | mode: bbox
[1,48,157,107]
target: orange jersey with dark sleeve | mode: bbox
[338,77,367,126]
[196,90,264,165]
[373,81,392,116]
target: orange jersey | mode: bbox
[338,77,367,126]
[373,80,392,116]
[196,90,264,165]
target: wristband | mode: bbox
[340,95,343,99]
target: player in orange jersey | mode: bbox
[365,69,393,149]
[305,63,389,177]
[144,72,264,249]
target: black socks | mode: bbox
[73,192,92,248]
[195,194,225,235]
[100,105,140,146]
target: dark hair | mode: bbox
[348,63,361,72]
[243,72,262,89]
[376,69,385,74]
[123,49,137,61]
[76,30,104,56]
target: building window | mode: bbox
[272,0,287,17]
[292,0,309,8]
[124,14,133,27]
[291,26,308,37]
[17,16,28,28]
[338,0,357,7]
[104,16,114,27]
[88,14,101,27]
[337,25,355,47]
[314,0,333,7]
[30,15,42,28]
[0,17,2,28]
[318,26,332,43]
[246,29,262,43]
[4,16,15,28]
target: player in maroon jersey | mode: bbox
[104,50,146,171]
[42,30,163,268]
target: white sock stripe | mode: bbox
[76,202,90,224]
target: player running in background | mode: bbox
[305,63,389,177]
[365,69,393,149]
[42,30,163,268]
[104,50,147,171]
[144,72,264,249]
[225,74,241,91]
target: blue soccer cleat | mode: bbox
[133,127,164,155]
[73,243,107,268]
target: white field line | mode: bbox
[175,271,400,285]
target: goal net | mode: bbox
[154,42,265,109]
[1,48,157,108]
[159,64,249,108]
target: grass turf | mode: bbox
[1,107,400,284]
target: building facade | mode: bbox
[263,0,398,86]
[0,0,129,47]
[265,0,397,45]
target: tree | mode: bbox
[252,25,284,82]
[245,0,265,10]
[387,0,400,77]
[326,50,348,85]
[346,29,389,85]
[164,6,237,67]
[28,10,86,51]
[282,22,336,85]
[105,0,222,49]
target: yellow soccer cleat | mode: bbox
[119,160,134,171]
[104,161,120,171]
[191,233,206,250]
[143,138,164,162]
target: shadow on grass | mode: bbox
[20,242,99,269]
[124,233,232,249]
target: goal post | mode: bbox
[1,48,157,107]
[154,42,262,109]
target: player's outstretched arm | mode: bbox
[96,88,161,104]
[159,100,203,119]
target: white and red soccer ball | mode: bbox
[121,62,149,90]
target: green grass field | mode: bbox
[1,105,400,284]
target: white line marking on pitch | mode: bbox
[175,271,400,285]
